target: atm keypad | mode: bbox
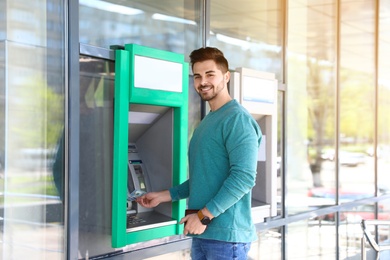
[127,216,146,226]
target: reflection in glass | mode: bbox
[0,1,65,259]
[287,0,337,214]
[209,0,283,79]
[378,1,390,197]
[210,0,283,220]
[250,229,282,260]
[287,218,336,258]
[339,0,375,203]
[79,0,199,56]
[78,56,116,258]
[339,203,376,258]
[373,199,390,257]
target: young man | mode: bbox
[137,47,262,260]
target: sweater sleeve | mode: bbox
[205,115,261,217]
[169,179,190,201]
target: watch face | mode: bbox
[201,217,211,225]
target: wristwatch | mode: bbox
[197,210,211,225]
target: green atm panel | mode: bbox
[112,44,188,248]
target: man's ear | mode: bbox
[225,71,230,83]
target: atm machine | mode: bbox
[111,44,188,247]
[230,67,278,223]
[125,143,176,232]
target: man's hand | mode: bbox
[180,213,207,235]
[136,190,171,208]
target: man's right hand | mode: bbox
[136,190,171,208]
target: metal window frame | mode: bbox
[67,1,80,259]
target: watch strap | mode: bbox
[197,210,211,225]
[197,210,205,221]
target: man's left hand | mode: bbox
[180,214,207,235]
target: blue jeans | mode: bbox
[191,238,251,260]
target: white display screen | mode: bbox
[134,55,183,92]
[242,76,275,104]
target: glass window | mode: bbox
[287,0,337,214]
[251,229,282,259]
[209,0,283,79]
[339,0,375,203]
[0,1,65,259]
[210,0,284,220]
[378,198,390,237]
[378,0,390,196]
[0,1,5,40]
[339,203,376,258]
[79,0,200,56]
[359,200,390,259]
[287,218,336,258]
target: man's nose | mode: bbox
[200,79,208,86]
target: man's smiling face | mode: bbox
[192,59,229,102]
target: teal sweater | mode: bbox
[170,100,262,242]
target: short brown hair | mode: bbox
[189,47,229,73]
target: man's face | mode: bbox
[192,60,229,102]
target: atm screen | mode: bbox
[133,164,147,192]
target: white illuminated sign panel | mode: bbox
[134,55,183,92]
[242,76,275,104]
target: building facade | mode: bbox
[1,0,390,259]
